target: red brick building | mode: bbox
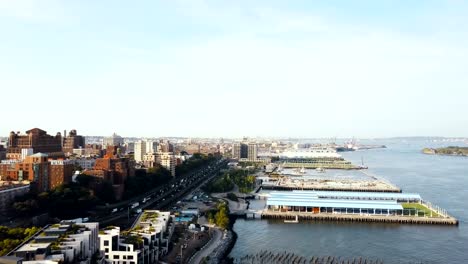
[83,146,135,200]
[0,153,74,193]
[7,128,63,159]
[62,129,85,156]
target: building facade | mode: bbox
[0,153,74,193]
[99,210,174,264]
[134,141,146,163]
[10,221,99,264]
[83,146,135,200]
[62,130,85,156]
[49,160,75,190]
[103,133,124,148]
[7,128,63,160]
[232,141,258,161]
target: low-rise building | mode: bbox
[99,210,174,264]
[10,221,99,264]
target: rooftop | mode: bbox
[281,190,421,200]
[267,191,404,210]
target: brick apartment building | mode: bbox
[62,129,85,155]
[83,146,135,199]
[7,128,64,159]
[0,153,74,193]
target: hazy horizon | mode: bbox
[1,1,467,138]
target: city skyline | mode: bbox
[1,1,468,138]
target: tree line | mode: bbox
[0,226,40,256]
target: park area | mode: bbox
[401,203,439,217]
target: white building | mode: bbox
[12,221,99,264]
[145,140,158,154]
[159,153,176,177]
[142,152,176,177]
[280,147,341,159]
[99,210,174,264]
[73,158,96,170]
[103,133,124,148]
[134,141,146,163]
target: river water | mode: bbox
[229,139,468,263]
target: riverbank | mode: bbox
[422,147,468,156]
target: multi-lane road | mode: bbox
[94,158,228,226]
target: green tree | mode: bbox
[214,203,230,229]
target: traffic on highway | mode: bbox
[93,158,228,225]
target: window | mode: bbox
[114,255,120,259]
[105,248,109,253]
[104,240,109,246]
[128,256,133,260]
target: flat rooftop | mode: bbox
[274,190,422,200]
[267,192,404,210]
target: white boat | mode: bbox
[316,167,326,173]
[277,164,283,173]
[291,167,306,175]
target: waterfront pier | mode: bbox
[262,179,401,193]
[261,211,458,225]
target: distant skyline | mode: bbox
[1,1,468,138]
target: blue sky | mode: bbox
[1,0,467,138]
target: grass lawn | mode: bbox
[402,203,439,217]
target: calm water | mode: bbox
[230,139,468,263]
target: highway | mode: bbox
[94,158,228,226]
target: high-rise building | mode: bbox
[103,133,124,148]
[248,142,258,161]
[232,140,258,161]
[0,153,74,193]
[145,140,159,153]
[62,129,85,155]
[157,140,173,153]
[7,128,63,159]
[142,152,176,177]
[83,146,135,200]
[159,152,176,177]
[49,159,74,190]
[134,140,147,163]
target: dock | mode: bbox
[261,211,459,225]
[262,179,401,193]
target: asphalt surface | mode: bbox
[95,159,228,227]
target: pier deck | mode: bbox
[260,211,458,225]
[262,180,401,193]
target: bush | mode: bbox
[226,193,238,202]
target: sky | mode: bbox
[1,0,468,138]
